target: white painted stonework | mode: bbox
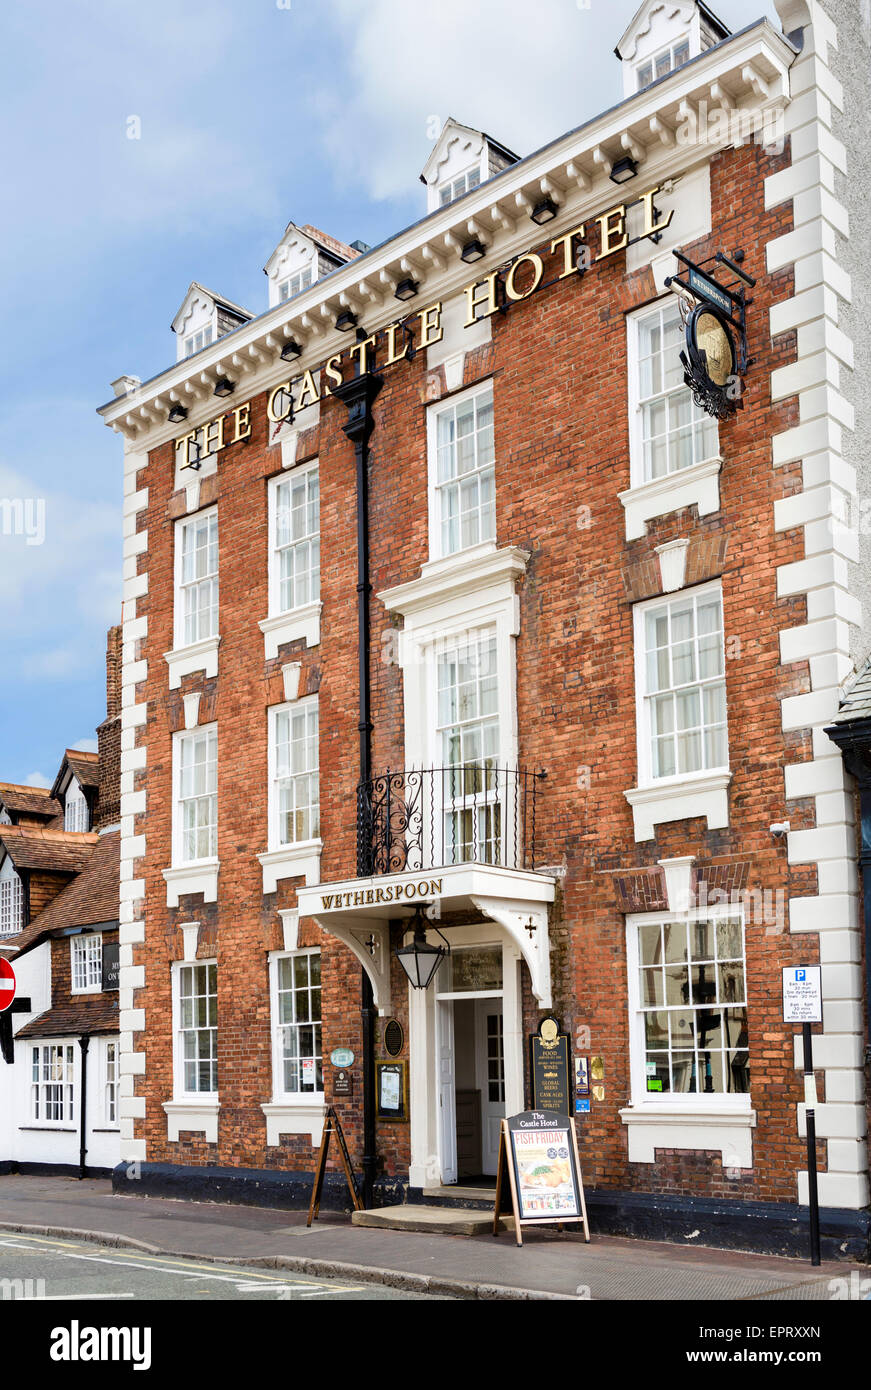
[769,0,869,1210]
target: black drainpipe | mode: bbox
[78,1033,91,1180]
[332,350,384,1210]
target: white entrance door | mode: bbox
[475,1002,506,1175]
[437,998,457,1185]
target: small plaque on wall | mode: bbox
[333,1069,353,1097]
[383,1019,404,1057]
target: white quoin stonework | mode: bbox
[118,437,149,1165]
[769,0,869,1210]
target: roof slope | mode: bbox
[0,783,62,820]
[0,824,98,875]
[3,831,119,956]
[51,749,99,798]
[830,657,871,725]
[16,997,119,1039]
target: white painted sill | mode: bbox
[258,840,322,894]
[164,635,221,691]
[618,456,723,542]
[163,1098,220,1143]
[163,859,220,907]
[262,1099,326,1147]
[259,602,321,659]
[624,769,732,842]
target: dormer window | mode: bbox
[183,326,213,358]
[637,38,691,89]
[439,166,482,207]
[64,778,89,833]
[0,857,23,938]
[278,268,313,303]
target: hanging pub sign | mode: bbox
[665,247,756,420]
[493,1110,590,1246]
[529,1016,572,1117]
[175,182,676,468]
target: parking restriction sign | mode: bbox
[782,965,822,1024]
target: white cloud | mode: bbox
[70,739,99,754]
[25,772,52,789]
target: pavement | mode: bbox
[0,1174,863,1302]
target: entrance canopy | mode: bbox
[296,862,556,1014]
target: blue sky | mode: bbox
[0,0,780,787]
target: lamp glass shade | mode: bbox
[335,310,358,332]
[395,929,448,990]
[461,239,486,263]
[213,377,235,397]
[394,278,419,301]
[280,339,302,361]
[167,403,188,423]
[609,156,638,185]
[531,197,558,225]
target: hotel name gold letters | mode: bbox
[177,185,673,468]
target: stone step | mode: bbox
[352,1204,508,1236]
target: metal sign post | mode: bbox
[782,966,823,1267]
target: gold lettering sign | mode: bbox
[172,183,673,462]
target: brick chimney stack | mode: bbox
[95,624,122,830]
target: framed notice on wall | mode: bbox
[375,1060,408,1122]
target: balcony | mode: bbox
[355,764,546,878]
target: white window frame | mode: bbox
[636,37,692,89]
[427,380,496,562]
[267,464,320,619]
[171,960,218,1101]
[30,1042,76,1126]
[71,932,103,995]
[64,777,89,832]
[183,325,213,358]
[174,507,219,651]
[278,267,313,303]
[438,165,482,206]
[267,698,320,853]
[627,299,719,490]
[103,1039,119,1127]
[633,580,729,792]
[268,949,324,1104]
[626,906,751,1113]
[0,856,24,938]
[172,724,218,866]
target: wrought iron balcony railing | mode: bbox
[356,764,546,878]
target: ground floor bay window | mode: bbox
[621,906,756,1167]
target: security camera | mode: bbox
[769,821,790,839]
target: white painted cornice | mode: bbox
[99,19,796,446]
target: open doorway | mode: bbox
[436,944,506,1182]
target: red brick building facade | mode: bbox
[100,0,870,1253]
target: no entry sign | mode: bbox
[0,958,16,1013]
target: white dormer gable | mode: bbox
[264,226,320,310]
[616,1,730,97]
[171,282,252,363]
[420,118,519,214]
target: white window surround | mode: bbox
[166,508,220,690]
[30,1041,76,1127]
[164,725,219,907]
[379,542,527,773]
[620,300,722,542]
[621,906,755,1167]
[64,777,89,832]
[163,960,220,1142]
[258,698,322,893]
[103,1039,120,1129]
[71,932,102,995]
[427,380,496,564]
[625,580,731,842]
[261,950,325,1145]
[260,466,322,656]
[438,164,482,207]
[0,855,24,938]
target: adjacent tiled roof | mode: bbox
[0,783,62,820]
[16,997,119,1039]
[0,824,98,875]
[3,832,119,956]
[50,748,100,801]
[300,224,361,264]
[830,657,871,725]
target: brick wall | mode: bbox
[96,624,122,831]
[127,138,828,1200]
